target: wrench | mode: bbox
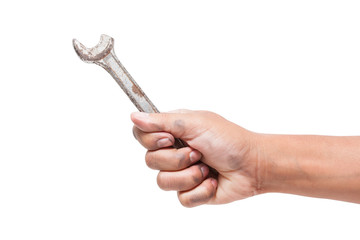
[72,34,186,148]
[73,34,218,178]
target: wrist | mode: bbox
[242,131,270,195]
[255,134,324,195]
[253,133,292,195]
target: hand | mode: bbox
[131,110,263,207]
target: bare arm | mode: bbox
[131,110,360,207]
[259,134,360,203]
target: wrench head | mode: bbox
[73,34,114,63]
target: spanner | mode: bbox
[72,34,186,148]
[73,34,218,178]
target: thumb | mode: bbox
[130,110,194,138]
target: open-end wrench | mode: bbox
[72,34,186,148]
[73,34,218,178]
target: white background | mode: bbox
[0,0,359,239]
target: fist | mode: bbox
[131,110,262,207]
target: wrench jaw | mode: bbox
[73,34,114,65]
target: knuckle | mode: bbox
[178,180,216,208]
[156,172,169,191]
[189,192,212,207]
[145,151,156,169]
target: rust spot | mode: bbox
[132,84,144,97]
[73,35,114,62]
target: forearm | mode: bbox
[259,134,360,203]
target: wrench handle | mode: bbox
[173,137,188,149]
[100,49,219,178]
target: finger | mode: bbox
[133,126,174,150]
[130,110,197,138]
[146,147,202,170]
[157,164,209,191]
[178,178,218,208]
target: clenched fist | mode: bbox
[131,110,360,207]
[131,110,263,207]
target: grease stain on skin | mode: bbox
[192,172,202,184]
[188,189,215,205]
[173,119,185,133]
[190,165,204,185]
[176,152,187,169]
[174,180,187,192]
[227,154,242,170]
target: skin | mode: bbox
[131,110,360,207]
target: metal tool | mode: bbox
[72,34,186,148]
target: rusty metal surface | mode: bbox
[73,34,186,149]
[72,34,219,177]
[73,34,159,113]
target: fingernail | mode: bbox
[157,138,172,148]
[189,151,200,163]
[200,165,209,177]
[131,112,150,121]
